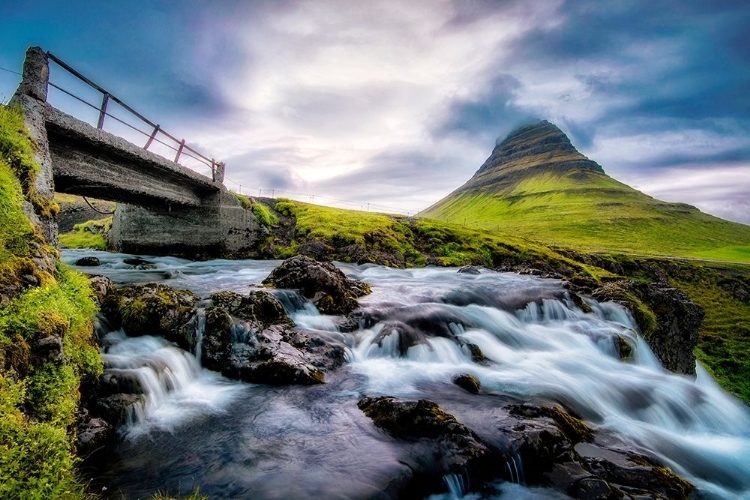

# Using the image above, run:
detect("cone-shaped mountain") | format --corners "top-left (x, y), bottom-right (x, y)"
top-left (422, 120), bottom-right (750, 261)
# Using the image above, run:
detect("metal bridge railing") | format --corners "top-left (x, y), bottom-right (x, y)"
top-left (45, 51), bottom-right (225, 182)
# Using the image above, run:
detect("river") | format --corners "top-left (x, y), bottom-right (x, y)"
top-left (62, 250), bottom-right (750, 499)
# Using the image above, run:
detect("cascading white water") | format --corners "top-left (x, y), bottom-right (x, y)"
top-left (68, 250), bottom-right (750, 499)
top-left (101, 330), bottom-right (243, 436)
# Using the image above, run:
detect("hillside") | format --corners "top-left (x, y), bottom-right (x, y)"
top-left (422, 120), bottom-right (750, 262)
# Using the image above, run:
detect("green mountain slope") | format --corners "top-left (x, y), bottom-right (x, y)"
top-left (422, 121), bottom-right (750, 262)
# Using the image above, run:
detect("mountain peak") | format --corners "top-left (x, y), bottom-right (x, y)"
top-left (478, 120), bottom-right (604, 176)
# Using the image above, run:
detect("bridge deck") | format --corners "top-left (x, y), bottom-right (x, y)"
top-left (45, 104), bottom-right (221, 207)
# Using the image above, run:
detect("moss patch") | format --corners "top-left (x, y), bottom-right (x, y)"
top-left (1, 105), bottom-right (102, 498)
top-left (59, 217), bottom-right (111, 250)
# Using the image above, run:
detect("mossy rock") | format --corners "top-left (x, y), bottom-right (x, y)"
top-left (453, 374), bottom-right (481, 394)
top-left (262, 255), bottom-right (371, 315)
top-left (105, 283), bottom-right (199, 345)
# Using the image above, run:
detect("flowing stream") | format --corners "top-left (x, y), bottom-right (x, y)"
top-left (63, 250), bottom-right (750, 499)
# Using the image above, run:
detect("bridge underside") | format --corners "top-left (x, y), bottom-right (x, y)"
top-left (45, 105), bottom-right (218, 208)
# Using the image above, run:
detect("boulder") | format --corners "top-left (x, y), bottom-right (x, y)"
top-left (123, 257), bottom-right (157, 269)
top-left (31, 335), bottom-right (65, 365)
top-left (75, 256), bottom-right (100, 266)
top-left (92, 393), bottom-right (145, 427)
top-left (358, 396), bottom-right (498, 494)
top-left (453, 374), bottom-right (481, 394)
top-left (102, 283), bottom-right (199, 348)
top-left (200, 306), bottom-right (234, 371)
top-left (501, 404), bottom-right (693, 499)
top-left (76, 408), bottom-right (113, 457)
top-left (592, 281), bottom-right (703, 375)
top-left (222, 324), bottom-right (346, 385)
top-left (457, 265), bottom-right (481, 275)
top-left (200, 297), bottom-right (346, 385)
top-left (262, 255), bottom-right (370, 314)
top-left (210, 290), bottom-right (292, 328)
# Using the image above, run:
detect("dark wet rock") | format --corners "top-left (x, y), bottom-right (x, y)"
top-left (461, 342), bottom-right (487, 363)
top-left (88, 275), bottom-right (115, 307)
top-left (453, 374), bottom-right (481, 394)
top-left (76, 408), bottom-right (113, 457)
top-left (204, 286), bottom-right (345, 385)
top-left (358, 396), bottom-right (498, 484)
top-left (499, 404), bottom-right (693, 499)
top-left (92, 393), bottom-right (144, 427)
top-left (210, 290), bottom-right (293, 328)
top-left (458, 265), bottom-right (481, 274)
top-left (201, 304), bottom-right (346, 385)
top-left (616, 335), bottom-right (633, 360)
top-left (200, 306), bottom-right (234, 372)
top-left (102, 283), bottom-right (199, 348)
top-left (75, 256), bottom-right (100, 266)
top-left (31, 335), bottom-right (64, 365)
top-left (592, 280), bottom-right (703, 375)
top-left (372, 321), bottom-right (427, 356)
top-left (224, 325), bottom-right (346, 385)
top-left (123, 257), bottom-right (157, 270)
top-left (98, 371), bottom-right (144, 396)
top-left (262, 255), bottom-right (371, 314)
top-left (568, 476), bottom-right (618, 499)
top-left (508, 404), bottom-right (594, 444)
top-left (298, 240), bottom-right (334, 260)
top-left (581, 453), bottom-right (694, 500)
top-left (569, 291), bottom-right (593, 313)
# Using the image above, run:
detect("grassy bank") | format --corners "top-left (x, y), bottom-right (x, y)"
top-left (0, 105), bottom-right (102, 498)
top-left (269, 198), bottom-right (608, 279)
top-left (423, 171), bottom-right (750, 262)
top-left (59, 217), bottom-right (111, 250)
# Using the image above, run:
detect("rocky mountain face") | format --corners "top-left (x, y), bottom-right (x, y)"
top-left (452, 120), bottom-right (605, 196)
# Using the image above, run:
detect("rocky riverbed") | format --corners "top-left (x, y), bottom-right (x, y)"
top-left (64, 250), bottom-right (750, 499)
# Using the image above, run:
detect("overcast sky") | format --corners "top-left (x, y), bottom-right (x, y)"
top-left (1, 0), bottom-right (749, 222)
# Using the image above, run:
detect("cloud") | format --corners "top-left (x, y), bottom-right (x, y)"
top-left (634, 164), bottom-right (750, 224)
top-left (1, 0), bottom-right (748, 225)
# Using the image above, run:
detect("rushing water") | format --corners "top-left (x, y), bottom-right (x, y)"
top-left (63, 250), bottom-right (750, 499)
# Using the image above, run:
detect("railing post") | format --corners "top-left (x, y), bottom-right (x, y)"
top-left (215, 162), bottom-right (225, 184)
top-left (144, 124), bottom-right (160, 150)
top-left (97, 93), bottom-right (110, 129)
top-left (174, 139), bottom-right (186, 163)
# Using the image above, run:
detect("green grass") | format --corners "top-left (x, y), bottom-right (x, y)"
top-left (252, 202), bottom-right (277, 227)
top-left (270, 198), bottom-right (608, 277)
top-left (231, 192), bottom-right (278, 226)
top-left (0, 105), bottom-right (102, 499)
top-left (59, 217), bottom-right (111, 250)
top-left (423, 170), bottom-right (750, 262)
top-left (672, 271), bottom-right (750, 403)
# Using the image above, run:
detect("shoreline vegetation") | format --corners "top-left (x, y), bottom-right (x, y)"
top-left (2, 102), bottom-right (749, 496)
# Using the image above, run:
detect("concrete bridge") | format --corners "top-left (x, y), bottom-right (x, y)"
top-left (12, 47), bottom-right (264, 257)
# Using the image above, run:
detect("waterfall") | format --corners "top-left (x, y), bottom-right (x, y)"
top-left (101, 330), bottom-right (243, 436)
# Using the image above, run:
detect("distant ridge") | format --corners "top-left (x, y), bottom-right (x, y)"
top-left (422, 121), bottom-right (750, 261)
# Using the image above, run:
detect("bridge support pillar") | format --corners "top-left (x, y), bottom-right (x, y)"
top-left (109, 192), bottom-right (268, 259)
top-left (11, 46), bottom-right (57, 245)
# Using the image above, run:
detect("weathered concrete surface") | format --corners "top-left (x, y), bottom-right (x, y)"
top-left (46, 105), bottom-right (221, 207)
top-left (109, 192), bottom-right (267, 258)
top-left (10, 47), bottom-right (57, 245)
top-left (12, 46), bottom-right (255, 257)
